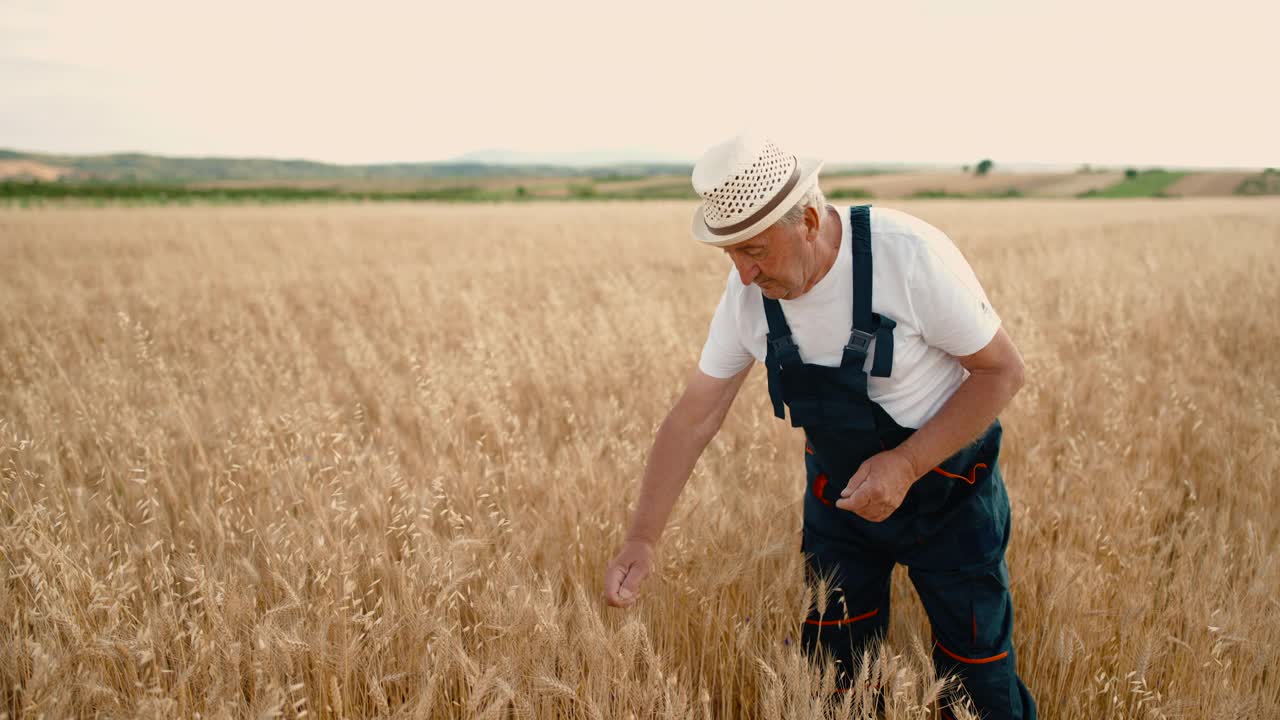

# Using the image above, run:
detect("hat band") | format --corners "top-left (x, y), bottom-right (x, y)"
top-left (706, 160), bottom-right (801, 237)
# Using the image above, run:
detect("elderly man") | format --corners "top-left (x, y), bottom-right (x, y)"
top-left (603, 134), bottom-right (1036, 718)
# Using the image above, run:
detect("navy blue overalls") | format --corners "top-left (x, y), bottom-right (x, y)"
top-left (765, 206), bottom-right (1036, 719)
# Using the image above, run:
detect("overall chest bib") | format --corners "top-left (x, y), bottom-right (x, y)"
top-left (763, 205), bottom-right (999, 524)
top-left (763, 205), bottom-right (909, 497)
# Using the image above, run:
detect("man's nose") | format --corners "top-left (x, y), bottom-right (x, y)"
top-left (734, 257), bottom-right (759, 285)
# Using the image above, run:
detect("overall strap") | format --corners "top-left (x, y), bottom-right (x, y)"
top-left (843, 205), bottom-right (896, 377)
top-left (870, 315), bottom-right (896, 378)
top-left (763, 297), bottom-right (800, 420)
top-left (851, 205), bottom-right (875, 333)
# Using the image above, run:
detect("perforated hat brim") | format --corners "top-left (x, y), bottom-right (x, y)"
top-left (691, 156), bottom-right (824, 247)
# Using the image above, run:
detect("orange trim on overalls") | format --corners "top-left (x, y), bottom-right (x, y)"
top-left (805, 442), bottom-right (815, 455)
top-left (812, 473), bottom-right (833, 506)
top-left (931, 462), bottom-right (988, 485)
top-left (804, 608), bottom-right (879, 627)
top-left (934, 639), bottom-right (1008, 665)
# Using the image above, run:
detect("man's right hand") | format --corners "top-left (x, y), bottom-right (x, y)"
top-left (603, 539), bottom-right (655, 608)
top-left (601, 366), bottom-right (748, 609)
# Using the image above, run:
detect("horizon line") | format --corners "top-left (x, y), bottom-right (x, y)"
top-left (2, 146), bottom-right (1273, 173)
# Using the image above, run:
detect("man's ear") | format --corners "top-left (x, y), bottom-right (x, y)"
top-left (803, 204), bottom-right (822, 243)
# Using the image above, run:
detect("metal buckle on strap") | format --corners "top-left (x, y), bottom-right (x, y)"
top-left (769, 335), bottom-right (797, 354)
top-left (845, 329), bottom-right (874, 354)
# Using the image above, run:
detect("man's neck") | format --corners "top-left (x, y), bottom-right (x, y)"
top-left (798, 205), bottom-right (842, 296)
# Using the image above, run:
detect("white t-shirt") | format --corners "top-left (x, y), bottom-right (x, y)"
top-left (698, 205), bottom-right (1000, 429)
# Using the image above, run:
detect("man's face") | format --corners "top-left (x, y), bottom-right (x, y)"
top-left (722, 215), bottom-right (816, 300)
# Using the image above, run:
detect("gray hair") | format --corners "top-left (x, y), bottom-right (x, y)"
top-left (776, 182), bottom-right (828, 229)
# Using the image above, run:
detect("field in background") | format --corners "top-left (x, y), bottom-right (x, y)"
top-left (4, 169), bottom-right (1279, 206)
top-left (824, 170), bottom-right (1073, 198)
top-left (1078, 171), bottom-right (1187, 198)
top-left (2, 199), bottom-right (1278, 718)
top-left (1165, 171), bottom-right (1258, 197)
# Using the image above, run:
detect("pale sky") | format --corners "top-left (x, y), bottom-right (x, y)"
top-left (2, 0), bottom-right (1276, 168)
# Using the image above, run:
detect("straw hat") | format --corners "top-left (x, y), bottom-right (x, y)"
top-left (690, 133), bottom-right (824, 247)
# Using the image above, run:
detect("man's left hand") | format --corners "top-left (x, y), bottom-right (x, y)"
top-left (835, 450), bottom-right (919, 522)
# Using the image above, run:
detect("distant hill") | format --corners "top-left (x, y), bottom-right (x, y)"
top-left (0, 148), bottom-right (692, 183)
top-left (0, 159), bottom-right (73, 181)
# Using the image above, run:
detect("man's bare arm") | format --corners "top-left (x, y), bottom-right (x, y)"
top-left (604, 364), bottom-right (751, 607)
top-left (894, 326), bottom-right (1026, 478)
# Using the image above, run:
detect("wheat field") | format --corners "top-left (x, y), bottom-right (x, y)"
top-left (2, 198), bottom-right (1278, 719)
